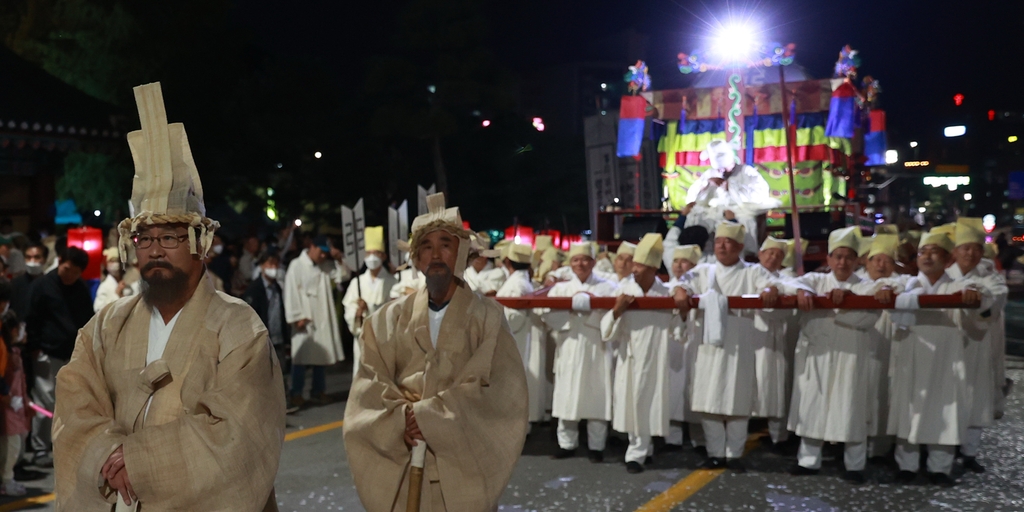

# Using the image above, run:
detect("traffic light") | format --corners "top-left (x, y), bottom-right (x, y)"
top-left (989, 110), bottom-right (996, 121)
top-left (953, 93), bottom-right (964, 106)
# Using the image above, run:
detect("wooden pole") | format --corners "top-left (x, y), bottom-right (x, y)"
top-left (406, 441), bottom-right (427, 512)
top-left (778, 65), bottom-right (804, 275)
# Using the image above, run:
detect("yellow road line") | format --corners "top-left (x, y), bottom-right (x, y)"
top-left (284, 419), bottom-right (345, 442)
top-left (635, 432), bottom-right (765, 512)
top-left (0, 419), bottom-right (346, 511)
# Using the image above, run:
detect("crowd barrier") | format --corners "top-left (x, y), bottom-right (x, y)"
top-left (494, 293), bottom-right (977, 310)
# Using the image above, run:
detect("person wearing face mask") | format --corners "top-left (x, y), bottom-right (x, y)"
top-left (204, 233), bottom-right (232, 293)
top-left (93, 248), bottom-right (127, 313)
top-left (243, 249), bottom-right (293, 410)
top-left (682, 140), bottom-right (781, 256)
top-left (342, 226), bottom-right (397, 375)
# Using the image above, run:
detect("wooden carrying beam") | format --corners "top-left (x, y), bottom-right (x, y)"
top-left (494, 293), bottom-right (976, 310)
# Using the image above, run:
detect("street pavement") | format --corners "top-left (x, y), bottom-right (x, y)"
top-left (6, 362), bottom-right (1024, 511)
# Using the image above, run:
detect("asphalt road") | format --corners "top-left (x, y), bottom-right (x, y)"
top-left (5, 363), bottom-right (1024, 512)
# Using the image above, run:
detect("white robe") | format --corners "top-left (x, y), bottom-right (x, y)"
top-left (543, 273), bottom-right (619, 421)
top-left (93, 274), bottom-right (121, 313)
top-left (497, 269), bottom-right (548, 422)
top-left (751, 267), bottom-right (791, 419)
top-left (390, 267), bottom-right (423, 299)
top-left (601, 277), bottom-right (681, 438)
top-left (284, 250), bottom-right (346, 366)
top-left (343, 270), bottom-right (399, 369)
top-left (785, 272), bottom-right (880, 443)
top-left (674, 261), bottom-right (777, 417)
top-left (888, 273), bottom-right (985, 445)
top-left (683, 165), bottom-right (781, 254)
top-left (947, 264), bottom-right (1007, 428)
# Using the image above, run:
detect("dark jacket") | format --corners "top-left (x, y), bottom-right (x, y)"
top-left (25, 270), bottom-right (93, 360)
top-left (10, 272), bottom-right (40, 320)
top-left (242, 276), bottom-right (289, 343)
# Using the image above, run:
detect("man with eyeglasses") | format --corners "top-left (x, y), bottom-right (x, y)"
top-left (52, 83), bottom-right (284, 511)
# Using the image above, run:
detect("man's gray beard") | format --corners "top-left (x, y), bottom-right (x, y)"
top-left (424, 264), bottom-right (453, 300)
top-left (141, 267), bottom-right (191, 307)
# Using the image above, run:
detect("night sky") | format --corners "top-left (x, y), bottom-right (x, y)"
top-left (237, 0), bottom-right (1024, 147)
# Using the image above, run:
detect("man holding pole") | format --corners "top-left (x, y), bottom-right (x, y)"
top-left (344, 193), bottom-right (528, 512)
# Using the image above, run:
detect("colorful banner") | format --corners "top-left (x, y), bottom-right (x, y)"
top-left (663, 161), bottom-right (826, 211)
top-left (616, 96), bottom-right (648, 158)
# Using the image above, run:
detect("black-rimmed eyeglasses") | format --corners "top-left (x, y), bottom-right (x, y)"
top-left (132, 233), bottom-right (189, 250)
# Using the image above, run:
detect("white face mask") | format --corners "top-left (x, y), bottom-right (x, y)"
top-left (212, 244), bottom-right (224, 255)
top-left (106, 263), bottom-right (121, 276)
top-left (364, 255), bottom-right (383, 271)
top-left (263, 268), bottom-right (279, 280)
top-left (25, 262), bottom-right (43, 275)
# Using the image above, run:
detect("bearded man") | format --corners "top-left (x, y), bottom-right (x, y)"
top-left (52, 83), bottom-right (285, 511)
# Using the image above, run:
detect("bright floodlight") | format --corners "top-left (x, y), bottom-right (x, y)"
top-left (713, 23), bottom-right (757, 62)
top-left (944, 125), bottom-right (966, 138)
top-left (885, 150), bottom-right (898, 164)
top-left (909, 141), bottom-right (918, 148)
top-left (314, 151), bottom-right (322, 159)
top-left (93, 210), bottom-right (101, 217)
top-left (964, 193), bottom-right (973, 201)
top-left (918, 206), bottom-right (926, 213)
top-left (294, 219), bottom-right (302, 227)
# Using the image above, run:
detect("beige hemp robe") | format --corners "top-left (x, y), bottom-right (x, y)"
top-left (53, 275), bottom-right (286, 511)
top-left (344, 282), bottom-right (529, 512)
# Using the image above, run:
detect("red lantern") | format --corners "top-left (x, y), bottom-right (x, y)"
top-left (66, 226), bottom-right (104, 280)
top-left (504, 226), bottom-right (534, 247)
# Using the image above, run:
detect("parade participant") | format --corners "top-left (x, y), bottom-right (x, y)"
top-left (496, 243), bottom-right (548, 424)
top-left (862, 234), bottom-right (903, 461)
top-left (544, 242), bottom-right (619, 462)
top-left (664, 243), bottom-right (704, 452)
top-left (52, 82), bottom-right (285, 510)
top-left (888, 231), bottom-right (986, 486)
top-left (947, 218), bottom-right (1008, 473)
top-left (284, 234), bottom-right (347, 409)
top-left (464, 233), bottom-right (505, 295)
top-left (93, 247), bottom-right (128, 312)
top-left (602, 233), bottom-right (680, 473)
top-left (780, 238), bottom-right (808, 279)
top-left (669, 245), bottom-right (701, 282)
top-left (613, 242), bottom-right (636, 283)
top-left (671, 222), bottom-right (781, 472)
top-left (752, 237), bottom-right (791, 448)
top-left (343, 226), bottom-right (398, 372)
top-left (344, 193), bottom-right (528, 512)
top-left (854, 236), bottom-right (873, 279)
top-left (390, 240), bottom-right (423, 299)
top-left (786, 227), bottom-right (891, 484)
top-left (663, 225), bottom-right (712, 271)
top-left (682, 141), bottom-right (781, 255)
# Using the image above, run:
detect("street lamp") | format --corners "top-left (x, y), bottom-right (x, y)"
top-left (314, 151), bottom-right (322, 159)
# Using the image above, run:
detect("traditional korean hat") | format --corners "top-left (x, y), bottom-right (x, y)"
top-left (954, 217), bottom-right (985, 247)
top-left (902, 230), bottom-right (922, 249)
top-left (494, 239), bottom-right (512, 260)
top-left (828, 226), bottom-right (861, 254)
top-left (568, 242), bottom-right (596, 259)
top-left (633, 233), bottom-right (663, 268)
top-left (930, 223), bottom-right (956, 239)
top-left (468, 232), bottom-right (500, 259)
top-left (534, 235), bottom-right (554, 252)
top-left (409, 192), bottom-right (473, 279)
top-left (857, 236), bottom-right (874, 257)
top-left (920, 232), bottom-right (954, 253)
top-left (673, 244), bottom-right (702, 264)
top-left (760, 237), bottom-right (788, 254)
top-left (364, 226), bottom-right (385, 253)
top-left (782, 238), bottom-right (808, 268)
top-left (616, 241), bottom-right (637, 257)
top-left (507, 243), bottom-right (533, 265)
top-left (868, 234), bottom-right (899, 260)
top-left (117, 82), bottom-right (219, 263)
top-left (714, 221), bottom-right (745, 244)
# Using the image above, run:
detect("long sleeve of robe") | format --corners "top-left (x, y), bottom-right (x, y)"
top-left (283, 250), bottom-right (345, 366)
top-left (947, 265), bottom-right (1006, 428)
top-left (53, 276), bottom-right (285, 512)
top-left (497, 270), bottom-right (547, 422)
top-left (343, 284), bottom-right (528, 512)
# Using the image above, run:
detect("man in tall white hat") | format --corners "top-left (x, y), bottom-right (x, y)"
top-left (671, 221), bottom-right (782, 472)
top-left (888, 230), bottom-right (987, 486)
top-left (543, 242), bottom-right (619, 462)
top-left (612, 241), bottom-right (637, 284)
top-left (664, 243), bottom-right (704, 452)
top-left (751, 237), bottom-right (792, 448)
top-left (52, 83), bottom-right (285, 511)
top-left (682, 140), bottom-right (781, 255)
top-left (601, 233), bottom-right (681, 473)
top-left (786, 226), bottom-right (893, 484)
top-left (947, 218), bottom-right (1007, 473)
top-left (496, 243), bottom-right (549, 425)
top-left (668, 245), bottom-right (701, 283)
top-left (343, 226), bottom-right (398, 373)
top-left (344, 193), bottom-right (528, 511)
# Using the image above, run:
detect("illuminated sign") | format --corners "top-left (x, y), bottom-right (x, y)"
top-left (944, 125), bottom-right (967, 137)
top-left (903, 160), bottom-right (930, 167)
top-left (923, 176), bottom-right (970, 191)
top-left (983, 214), bottom-right (996, 233)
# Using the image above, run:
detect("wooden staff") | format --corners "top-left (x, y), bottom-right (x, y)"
top-left (406, 439), bottom-right (427, 512)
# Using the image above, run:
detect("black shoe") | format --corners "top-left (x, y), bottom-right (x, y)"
top-left (842, 470), bottom-right (866, 484)
top-left (699, 457), bottom-right (725, 469)
top-left (626, 461), bottom-right (644, 474)
top-left (645, 456), bottom-right (654, 465)
top-left (588, 450), bottom-right (604, 463)
top-left (551, 448), bottom-right (576, 459)
top-left (788, 465), bottom-right (819, 476)
top-left (693, 446), bottom-right (708, 458)
top-left (726, 459), bottom-right (746, 473)
top-left (927, 472), bottom-right (956, 487)
top-left (895, 470), bottom-right (918, 484)
top-left (962, 456), bottom-right (986, 473)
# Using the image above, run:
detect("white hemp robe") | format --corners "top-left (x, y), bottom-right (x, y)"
top-left (683, 165), bottom-right (781, 254)
top-left (497, 269), bottom-right (548, 422)
top-left (343, 269), bottom-right (398, 370)
top-left (862, 274), bottom-right (909, 440)
top-left (751, 270), bottom-right (791, 420)
top-left (947, 264), bottom-right (1007, 428)
top-left (283, 250), bottom-right (345, 366)
top-left (665, 277), bottom-right (700, 425)
top-left (601, 277), bottom-right (681, 438)
top-left (674, 261), bottom-right (777, 417)
top-left (786, 272), bottom-right (882, 443)
top-left (543, 273), bottom-right (619, 422)
top-left (888, 273), bottom-right (987, 445)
